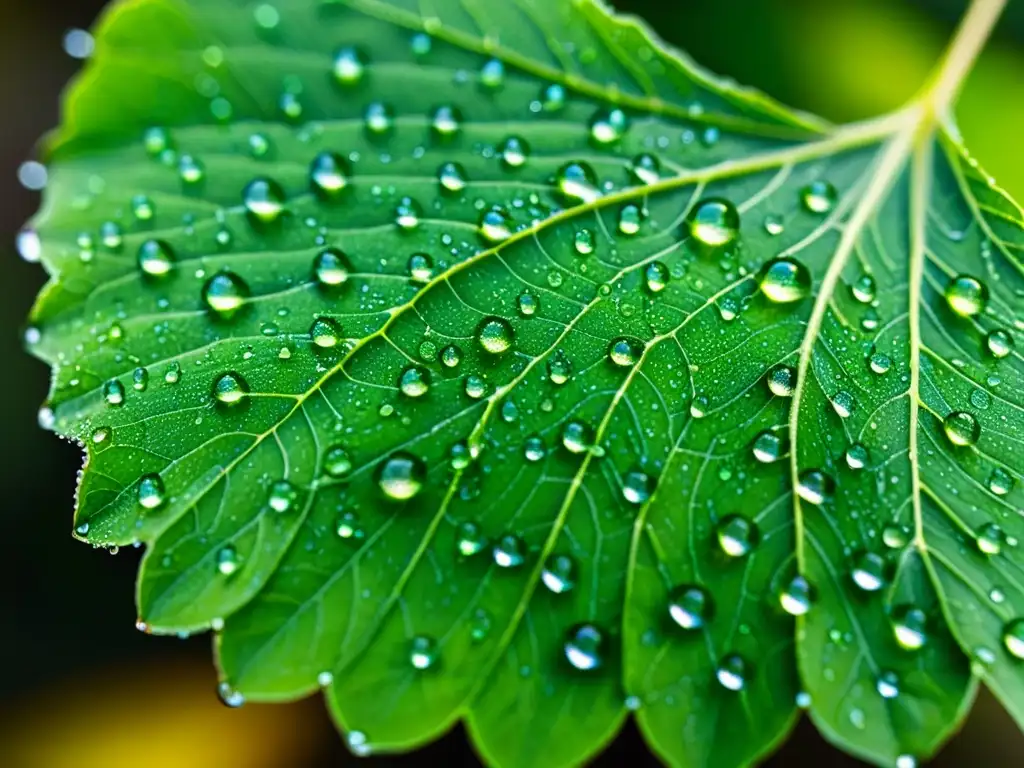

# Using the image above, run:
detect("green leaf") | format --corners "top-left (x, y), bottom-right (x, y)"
top-left (24, 0), bottom-right (1024, 765)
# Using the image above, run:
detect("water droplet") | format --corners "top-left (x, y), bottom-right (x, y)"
top-left (589, 108), bottom-right (629, 145)
top-left (470, 609), bottom-right (492, 642)
top-left (608, 337), bottom-right (642, 368)
top-left (868, 352), bottom-right (891, 375)
top-left (364, 102), bottom-right (395, 135)
top-left (164, 363), bottom-right (181, 385)
top-left (336, 512), bottom-right (362, 539)
top-left (464, 374), bottom-right (488, 399)
top-left (377, 452), bottom-right (426, 500)
top-left (493, 533), bottom-right (526, 568)
top-left (763, 215), bottom-right (784, 236)
top-left (16, 228), bottom-right (41, 263)
top-left (248, 133), bottom-right (271, 158)
top-left (542, 554), bottom-right (577, 594)
top-left (517, 290), bottom-right (539, 318)
top-left (479, 208), bottom-right (512, 242)
top-left (395, 197), bottom-right (422, 230)
top-left (131, 194), bottom-right (155, 222)
top-left (561, 420), bottom-right (593, 455)
top-left (268, 480), bottom-right (298, 512)
top-left (500, 136), bottom-right (529, 168)
top-left (332, 46), bottom-right (366, 85)
top-left (564, 623), bottom-right (605, 670)
top-left (852, 274), bottom-right (876, 303)
top-left (622, 470), bottom-right (652, 505)
top-left (431, 105), bottom-right (462, 138)
top-left (440, 344), bottom-right (462, 368)
top-left (800, 180), bottom-right (837, 214)
top-left (690, 394), bottom-right (709, 419)
top-left (449, 441), bottom-right (471, 471)
top-left (618, 205), bottom-right (642, 235)
top-left (524, 435), bottom-right (546, 463)
top-left (876, 670), bottom-right (900, 699)
top-left (943, 411), bottom-right (980, 447)
top-left (456, 521), bottom-right (488, 557)
top-left (138, 474), bottom-right (165, 510)
top-left (436, 161), bottom-right (468, 194)
top-left (217, 545), bottom-right (241, 576)
top-left (851, 551), bottom-right (888, 591)
top-left (213, 372), bottom-right (249, 406)
top-left (538, 83), bottom-right (566, 111)
top-left (644, 262), bottom-right (669, 293)
top-left (797, 469), bottom-right (834, 505)
top-left (716, 514), bottom-right (759, 557)
top-left (1003, 619), bottom-right (1024, 659)
top-left (688, 199), bottom-right (740, 247)
top-left (779, 575), bottom-right (813, 616)
top-left (547, 350), bottom-right (571, 385)
top-left (100, 221), bottom-right (123, 251)
top-left (137, 240), bottom-right (175, 278)
top-left (758, 257), bottom-right (811, 303)
top-left (325, 446), bottom-right (352, 478)
top-left (399, 365), bottom-right (431, 397)
top-left (574, 228), bottom-right (595, 255)
top-left (976, 522), bottom-right (1004, 555)
top-left (202, 270), bottom-right (249, 319)
top-left (891, 605), bottom-right (927, 650)
top-left (310, 317), bottom-right (342, 348)
top-left (767, 364), bottom-right (796, 397)
top-left (310, 151), bottom-right (350, 198)
top-left (476, 317), bottom-right (514, 354)
top-left (479, 58), bottom-right (505, 89)
top-left (988, 467), bottom-right (1013, 496)
top-left (178, 155), bottom-right (205, 185)
top-left (554, 161), bottom-right (600, 204)
top-left (242, 177), bottom-right (287, 223)
top-left (143, 126), bottom-right (171, 157)
top-left (752, 431), bottom-right (784, 463)
top-left (217, 681), bottom-right (245, 707)
top-left (715, 653), bottom-right (749, 691)
top-left (346, 731), bottom-right (371, 757)
top-left (313, 247), bottom-right (352, 287)
top-left (985, 329), bottom-right (1013, 358)
top-left (832, 390), bottom-right (855, 419)
top-left (845, 443), bottom-right (869, 470)
top-left (669, 584), bottom-right (713, 629)
top-left (945, 275), bottom-right (988, 317)
top-left (882, 524), bottom-right (909, 549)
top-left (410, 635), bottom-right (438, 670)
top-left (103, 379), bottom-right (126, 407)
top-left (629, 153), bottom-right (660, 184)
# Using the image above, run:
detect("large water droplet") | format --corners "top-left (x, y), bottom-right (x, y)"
top-left (431, 105), bottom-right (462, 138)
top-left (437, 161), bottom-right (468, 194)
top-left (493, 533), bottom-right (526, 568)
top-left (268, 480), bottom-right (298, 512)
top-left (409, 635), bottom-right (438, 670)
top-left (325, 445), bottom-right (352, 478)
top-left (377, 452), bottom-right (426, 500)
top-left (851, 551), bottom-right (888, 591)
top-left (589, 108), bottom-right (629, 145)
top-left (758, 257), bottom-right (811, 303)
top-left (608, 337), bottom-right (642, 368)
top-left (213, 372), bottom-right (249, 406)
top-left (137, 240), bottom-right (175, 278)
top-left (986, 329), bottom-right (1013, 359)
top-left (945, 275), bottom-right (988, 317)
top-left (752, 430), bottom-right (784, 463)
top-left (629, 153), bottom-right (660, 185)
top-left (500, 136), bottom-right (530, 168)
top-left (476, 317), bottom-right (514, 354)
top-left (669, 584), bottom-right (713, 629)
top-left (216, 545), bottom-right (241, 576)
top-left (103, 379), bottom-right (126, 407)
top-left (564, 623), bottom-right (606, 670)
top-left (332, 46), bottom-right (366, 85)
top-left (796, 469), bottom-right (834, 505)
top-left (456, 521), bottom-right (488, 557)
top-left (988, 467), bottom-right (1013, 496)
top-left (479, 208), bottom-right (512, 243)
top-left (310, 151), bottom-right (350, 198)
top-left (688, 199), bottom-right (739, 247)
top-left (976, 522), bottom-right (1004, 555)
top-left (542, 554), bottom-right (577, 594)
top-left (715, 654), bottom-right (749, 691)
top-left (876, 670), bottom-right (900, 699)
top-left (561, 420), bottom-right (593, 455)
top-left (716, 514), bottom-right (759, 557)
top-left (399, 365), bottom-right (431, 397)
top-left (800, 180), bottom-right (837, 213)
top-left (138, 473), bottom-right (166, 510)
top-left (202, 270), bottom-right (249, 318)
top-left (554, 161), bottom-right (600, 204)
top-left (779, 575), bottom-right (813, 616)
top-left (644, 262), bottom-right (669, 293)
top-left (767, 364), bottom-right (796, 397)
top-left (310, 317), bottom-right (342, 348)
top-left (1003, 619), bottom-right (1024, 659)
top-left (574, 228), bottom-right (595, 255)
top-left (243, 177), bottom-right (287, 223)
top-left (622, 470), bottom-right (652, 505)
top-left (891, 605), bottom-right (927, 650)
top-left (313, 247), bottom-right (352, 287)
top-left (364, 102), bottom-right (394, 135)
top-left (394, 197), bottom-right (422, 230)
top-left (943, 411), bottom-right (980, 447)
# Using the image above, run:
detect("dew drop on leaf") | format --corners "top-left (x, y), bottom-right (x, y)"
top-left (779, 575), bottom-right (814, 616)
top-left (309, 151), bottom-right (350, 198)
top-left (137, 240), bottom-right (175, 278)
top-left (943, 411), bottom-right (980, 447)
top-left (310, 317), bottom-right (342, 348)
top-left (796, 469), bottom-right (834, 505)
top-left (242, 177), bottom-right (287, 223)
top-left (851, 551), bottom-right (888, 591)
top-left (376, 452), bottom-right (426, 501)
top-left (500, 136), bottom-right (529, 168)
top-left (800, 180), bottom-right (837, 213)
top-left (716, 514), bottom-right (759, 557)
top-left (564, 623), bottom-right (605, 671)
top-left (479, 208), bottom-right (513, 242)
top-left (332, 46), bottom-right (366, 85)
top-left (766, 364), bottom-right (796, 397)
top-left (668, 584), bottom-right (714, 630)
top-left (213, 372), bottom-right (249, 406)
top-left (324, 446), bottom-right (353, 478)
top-left (1003, 619), bottom-right (1024, 659)
top-left (542, 554), bottom-right (577, 594)
top-left (202, 270), bottom-right (249, 319)
top-left (476, 317), bottom-right (515, 354)
top-left (757, 257), bottom-right (811, 303)
top-left (944, 274), bottom-right (988, 317)
top-left (399, 365), bottom-right (431, 397)
top-left (137, 473), bottom-right (166, 510)
top-left (493, 533), bottom-right (526, 568)
top-left (409, 635), bottom-right (438, 670)
top-left (456, 521), bottom-right (488, 557)
top-left (313, 247), bottom-right (352, 287)
top-left (216, 545), bottom-right (241, 576)
top-left (891, 605), bottom-right (927, 650)
top-left (268, 480), bottom-right (298, 513)
top-left (688, 198), bottom-right (740, 247)
top-left (715, 653), bottom-right (749, 691)
top-left (554, 161), bottom-right (600, 204)
top-left (103, 379), bottom-right (126, 407)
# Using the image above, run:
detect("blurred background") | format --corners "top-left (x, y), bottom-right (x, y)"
top-left (1, 0), bottom-right (1022, 766)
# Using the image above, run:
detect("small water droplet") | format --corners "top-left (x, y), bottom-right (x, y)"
top-left (716, 514), bottom-right (758, 557)
top-left (409, 635), bottom-right (438, 669)
top-left (800, 180), bottom-right (837, 213)
top-left (779, 575), bottom-right (814, 616)
top-left (242, 177), bottom-right (287, 223)
top-left (542, 554), bottom-right (577, 594)
top-left (891, 605), bottom-right (927, 650)
top-left (561, 420), bottom-right (593, 455)
top-left (669, 584), bottom-right (714, 629)
top-left (268, 480), bottom-right (298, 512)
top-left (103, 379), bottom-right (126, 407)
top-left (767, 364), bottom-right (796, 397)
top-left (797, 469), bottom-right (834, 505)
top-left (493, 533), bottom-right (526, 568)
top-left (332, 46), bottom-right (366, 85)
top-left (564, 623), bottom-right (605, 670)
top-left (137, 474), bottom-right (166, 510)
top-left (310, 151), bottom-right (350, 198)
top-left (758, 257), bottom-right (811, 303)
top-left (137, 240), bottom-right (175, 278)
top-left (213, 372), bottom-right (249, 406)
top-left (216, 545), bottom-right (241, 576)
top-left (715, 654), bottom-right (749, 691)
top-left (310, 317), bottom-right (342, 348)
top-left (377, 452), bottom-right (426, 500)
top-left (399, 365), bottom-right (431, 398)
top-left (589, 108), bottom-right (629, 145)
top-left (313, 247), bottom-right (352, 287)
top-left (554, 161), bottom-right (600, 204)
top-left (851, 551), bottom-right (888, 591)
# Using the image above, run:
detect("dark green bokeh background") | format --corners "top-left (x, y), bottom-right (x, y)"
top-left (1, 1), bottom-right (1021, 765)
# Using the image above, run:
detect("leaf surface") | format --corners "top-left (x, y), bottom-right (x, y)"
top-left (26, 0), bottom-right (1024, 765)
